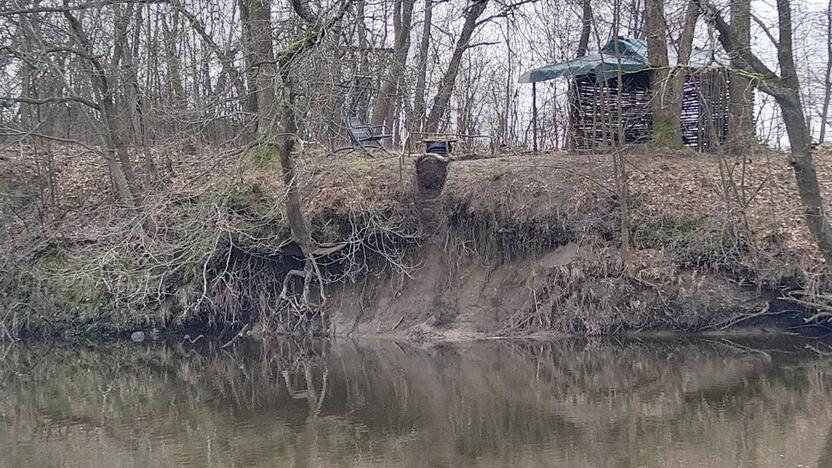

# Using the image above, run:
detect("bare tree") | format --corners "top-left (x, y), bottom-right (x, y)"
top-left (424, 0), bottom-right (488, 133)
top-left (667, 0), bottom-right (698, 137)
top-left (162, 10), bottom-right (186, 110)
top-left (238, 0), bottom-right (260, 120)
top-left (726, 0), bottom-right (755, 152)
top-left (63, 4), bottom-right (141, 206)
top-left (576, 0), bottom-right (592, 57)
top-left (820, 0), bottom-right (832, 142)
top-left (411, 0), bottom-right (433, 132)
top-left (645, 0), bottom-right (680, 147)
top-left (240, 0), bottom-right (276, 138)
top-left (239, 0), bottom-right (350, 310)
top-left (612, 0), bottom-right (630, 258)
top-left (371, 0), bottom-right (415, 136)
top-left (695, 0), bottom-right (832, 264)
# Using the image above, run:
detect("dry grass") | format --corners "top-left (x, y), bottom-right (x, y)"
top-left (0, 145), bottom-right (420, 337)
top-left (3, 142), bottom-right (832, 337)
top-left (443, 146), bottom-right (832, 269)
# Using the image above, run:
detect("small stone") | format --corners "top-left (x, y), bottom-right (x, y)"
top-left (130, 331), bottom-right (146, 343)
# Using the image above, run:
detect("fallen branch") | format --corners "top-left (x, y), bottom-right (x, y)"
top-left (221, 323), bottom-right (250, 348)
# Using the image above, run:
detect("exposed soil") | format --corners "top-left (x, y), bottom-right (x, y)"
top-left (4, 144), bottom-right (832, 340)
top-left (327, 145), bottom-right (832, 340)
top-left (327, 244), bottom-right (772, 341)
top-left (415, 155), bottom-right (449, 194)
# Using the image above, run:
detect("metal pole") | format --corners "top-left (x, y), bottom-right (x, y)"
top-left (532, 81), bottom-right (539, 154)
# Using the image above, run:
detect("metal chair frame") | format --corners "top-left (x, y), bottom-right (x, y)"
top-left (332, 76), bottom-right (393, 156)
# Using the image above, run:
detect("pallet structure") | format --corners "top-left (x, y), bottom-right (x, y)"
top-left (521, 37), bottom-right (745, 152)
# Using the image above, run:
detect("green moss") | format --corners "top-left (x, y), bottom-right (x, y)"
top-left (225, 184), bottom-right (266, 209)
top-left (652, 116), bottom-right (685, 150)
top-left (65, 191), bottom-right (90, 209)
top-left (37, 248), bottom-right (68, 271)
top-left (631, 214), bottom-right (701, 249)
top-left (5, 167), bottom-right (412, 338)
top-left (630, 212), bottom-right (749, 274)
top-left (277, 30), bottom-right (320, 62)
top-left (244, 146), bottom-right (280, 168)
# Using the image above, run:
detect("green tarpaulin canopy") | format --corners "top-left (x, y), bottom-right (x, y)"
top-left (519, 36), bottom-right (728, 84)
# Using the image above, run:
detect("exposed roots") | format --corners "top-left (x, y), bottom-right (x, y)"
top-left (5, 149), bottom-right (832, 339)
top-left (501, 244), bottom-right (765, 336)
top-left (6, 178), bottom-right (420, 338)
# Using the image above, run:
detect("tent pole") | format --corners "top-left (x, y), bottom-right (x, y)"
top-left (532, 81), bottom-right (539, 154)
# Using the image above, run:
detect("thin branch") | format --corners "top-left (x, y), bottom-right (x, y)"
top-left (1, 95), bottom-right (100, 111)
top-left (0, 0), bottom-right (165, 17)
top-left (751, 13), bottom-right (779, 49)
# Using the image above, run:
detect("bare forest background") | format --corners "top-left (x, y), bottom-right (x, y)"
top-left (3, 0), bottom-right (832, 339)
top-left (2, 0), bottom-right (831, 198)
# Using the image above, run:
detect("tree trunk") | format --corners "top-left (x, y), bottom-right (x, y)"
top-left (111, 4), bottom-right (144, 199)
top-left (695, 0), bottom-right (832, 264)
top-left (277, 71), bottom-right (315, 259)
top-left (677, 2), bottom-right (698, 69)
top-left (238, 0), bottom-right (318, 306)
top-left (774, 0), bottom-right (832, 263)
top-left (781, 91), bottom-right (832, 263)
top-left (576, 0), bottom-right (592, 58)
top-left (629, 0), bottom-right (645, 38)
top-left (125, 4), bottom-right (160, 183)
top-left (238, 0), bottom-right (261, 119)
top-left (424, 0), bottom-right (488, 133)
top-left (240, 0), bottom-right (277, 137)
top-left (727, 0), bottom-right (755, 152)
top-left (411, 0), bottom-right (433, 131)
top-left (667, 0), bottom-right (698, 144)
top-left (238, 0), bottom-right (351, 311)
top-left (279, 99), bottom-right (319, 295)
top-left (819, 0), bottom-right (832, 142)
top-left (500, 23), bottom-right (512, 146)
top-left (162, 11), bottom-right (186, 109)
top-left (645, 0), bottom-right (680, 147)
top-left (613, 0), bottom-right (630, 259)
top-left (371, 0), bottom-right (415, 135)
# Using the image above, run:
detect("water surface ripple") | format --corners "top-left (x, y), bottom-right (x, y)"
top-left (1, 337), bottom-right (830, 468)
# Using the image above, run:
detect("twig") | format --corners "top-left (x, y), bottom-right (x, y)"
top-left (221, 323), bottom-right (250, 348)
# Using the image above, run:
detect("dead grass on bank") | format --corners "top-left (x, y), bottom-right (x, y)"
top-left (7, 142), bottom-right (829, 257)
top-left (0, 145), bottom-right (420, 337)
top-left (0, 145), bottom-right (418, 252)
top-left (445, 146), bottom-right (832, 269)
top-left (437, 147), bottom-right (832, 334)
top-left (3, 141), bottom-right (832, 336)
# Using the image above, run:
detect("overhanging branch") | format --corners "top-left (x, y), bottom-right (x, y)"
top-left (0, 95), bottom-right (100, 110)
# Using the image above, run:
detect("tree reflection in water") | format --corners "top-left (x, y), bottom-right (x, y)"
top-left (1, 337), bottom-right (832, 467)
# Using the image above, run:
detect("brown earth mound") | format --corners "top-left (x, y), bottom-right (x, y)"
top-left (415, 155), bottom-right (449, 193)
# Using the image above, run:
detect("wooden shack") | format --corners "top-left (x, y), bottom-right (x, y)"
top-left (520, 37), bottom-right (739, 152)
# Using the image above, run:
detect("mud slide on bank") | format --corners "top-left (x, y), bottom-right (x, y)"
top-left (327, 156), bottom-right (780, 341)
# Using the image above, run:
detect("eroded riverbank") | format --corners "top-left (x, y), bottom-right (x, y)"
top-left (4, 149), bottom-right (832, 339)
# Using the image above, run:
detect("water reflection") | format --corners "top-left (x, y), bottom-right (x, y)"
top-left (1, 338), bottom-right (832, 467)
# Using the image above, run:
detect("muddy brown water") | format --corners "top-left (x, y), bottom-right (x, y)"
top-left (2, 337), bottom-right (832, 468)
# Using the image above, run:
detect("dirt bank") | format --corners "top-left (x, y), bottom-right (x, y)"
top-left (328, 149), bottom-right (819, 340)
top-left (2, 144), bottom-right (831, 339)
top-left (328, 242), bottom-right (771, 340)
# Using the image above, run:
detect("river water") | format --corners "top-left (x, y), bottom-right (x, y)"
top-left (1, 337), bottom-right (832, 468)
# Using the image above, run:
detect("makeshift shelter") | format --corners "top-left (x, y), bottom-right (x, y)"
top-left (520, 37), bottom-right (738, 152)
